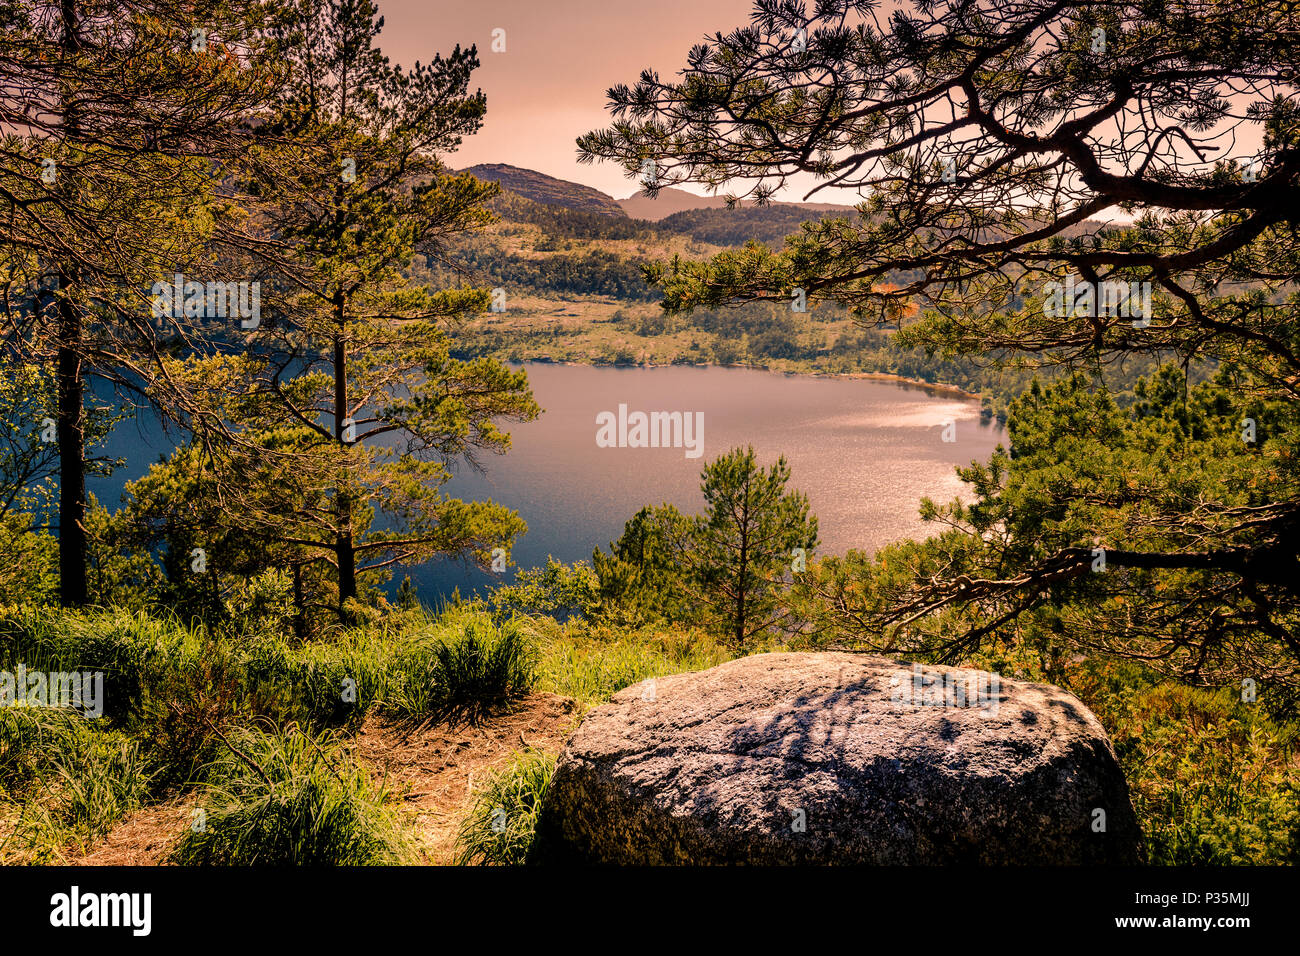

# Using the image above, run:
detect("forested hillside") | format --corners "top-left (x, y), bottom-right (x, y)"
top-left (413, 178), bottom-right (1196, 416)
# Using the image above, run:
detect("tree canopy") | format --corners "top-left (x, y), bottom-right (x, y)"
top-left (580, 0), bottom-right (1300, 694)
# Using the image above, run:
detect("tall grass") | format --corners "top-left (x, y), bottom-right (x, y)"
top-left (0, 605), bottom-right (543, 732)
top-left (171, 723), bottom-right (408, 866)
top-left (535, 621), bottom-right (732, 707)
top-left (0, 708), bottom-right (149, 861)
top-left (384, 617), bottom-right (537, 725)
top-left (0, 603), bottom-right (740, 865)
top-left (0, 706), bottom-right (76, 790)
top-left (0, 606), bottom-right (202, 722)
top-left (454, 749), bottom-right (556, 866)
top-left (46, 732), bottom-right (150, 846)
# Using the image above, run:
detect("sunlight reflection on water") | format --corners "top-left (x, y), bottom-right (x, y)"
top-left (426, 364), bottom-right (1005, 597)
top-left (91, 363), bottom-right (1006, 599)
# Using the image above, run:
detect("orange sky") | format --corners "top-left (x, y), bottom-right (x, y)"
top-left (379, 0), bottom-right (755, 198)
top-left (376, 1), bottom-right (1267, 213)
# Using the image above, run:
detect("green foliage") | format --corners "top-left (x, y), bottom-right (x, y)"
top-left (0, 0), bottom-right (281, 608)
top-left (396, 575), bottom-right (419, 610)
top-left (0, 521), bottom-right (57, 606)
top-left (1074, 664), bottom-right (1300, 865)
top-left (1, 607), bottom-right (179, 723)
top-left (693, 446), bottom-right (818, 643)
top-left (0, 708), bottom-right (148, 862)
top-left (434, 242), bottom-right (662, 301)
top-left (488, 557), bottom-right (599, 622)
top-left (0, 361), bottom-right (58, 523)
top-left (944, 642), bottom-right (1300, 865)
top-left (136, 649), bottom-right (260, 793)
top-left (11, 597), bottom-right (1294, 865)
top-left (454, 749), bottom-right (555, 866)
top-left (591, 505), bottom-right (694, 626)
top-left (42, 731), bottom-right (149, 850)
top-left (171, 724), bottom-right (407, 866)
top-left (594, 446), bottom-right (817, 645)
top-left (241, 639), bottom-right (379, 731)
top-left (383, 617), bottom-right (537, 725)
top-left (110, 353), bottom-right (538, 634)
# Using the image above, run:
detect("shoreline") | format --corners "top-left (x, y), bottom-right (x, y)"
top-left (517, 357), bottom-right (986, 402)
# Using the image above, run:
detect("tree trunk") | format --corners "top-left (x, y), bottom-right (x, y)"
top-left (333, 296), bottom-right (357, 619)
top-left (55, 0), bottom-right (87, 607)
top-left (735, 504), bottom-right (749, 646)
top-left (56, 280), bottom-right (88, 607)
top-left (292, 563), bottom-right (306, 640)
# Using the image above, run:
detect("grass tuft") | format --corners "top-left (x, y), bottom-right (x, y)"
top-left (0, 708), bottom-right (148, 861)
top-left (170, 723), bottom-right (408, 866)
top-left (386, 617), bottom-right (537, 726)
top-left (454, 749), bottom-right (555, 866)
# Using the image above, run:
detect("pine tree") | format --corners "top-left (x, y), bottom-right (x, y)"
top-left (580, 0), bottom-right (1300, 674)
top-left (179, 0), bottom-right (540, 622)
top-left (596, 447), bottom-right (818, 644)
top-left (0, 0), bottom-right (279, 604)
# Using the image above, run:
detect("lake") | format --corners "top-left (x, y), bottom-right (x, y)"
top-left (91, 363), bottom-right (1006, 600)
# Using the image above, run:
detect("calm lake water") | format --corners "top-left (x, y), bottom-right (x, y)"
top-left (91, 363), bottom-right (1005, 600)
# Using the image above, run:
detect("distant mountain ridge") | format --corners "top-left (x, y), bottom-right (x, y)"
top-left (460, 163), bottom-right (627, 218)
top-left (618, 186), bottom-right (855, 221)
top-left (617, 187), bottom-right (733, 220)
top-left (459, 162), bottom-right (860, 225)
top-left (459, 164), bottom-right (1111, 248)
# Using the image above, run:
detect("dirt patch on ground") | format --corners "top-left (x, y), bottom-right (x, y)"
top-left (348, 692), bottom-right (579, 864)
top-left (66, 693), bottom-right (579, 866)
top-left (72, 799), bottom-right (195, 866)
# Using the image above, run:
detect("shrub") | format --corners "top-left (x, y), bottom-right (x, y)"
top-left (488, 558), bottom-right (598, 623)
top-left (171, 724), bottom-right (408, 866)
top-left (385, 617), bottom-right (536, 725)
top-left (138, 648), bottom-right (252, 792)
top-left (1046, 657), bottom-right (1300, 865)
top-left (222, 569), bottom-right (299, 639)
top-left (454, 749), bottom-right (555, 865)
top-left (1099, 681), bottom-right (1300, 865)
top-left (1139, 718), bottom-right (1300, 865)
top-left (0, 709), bottom-right (148, 860)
